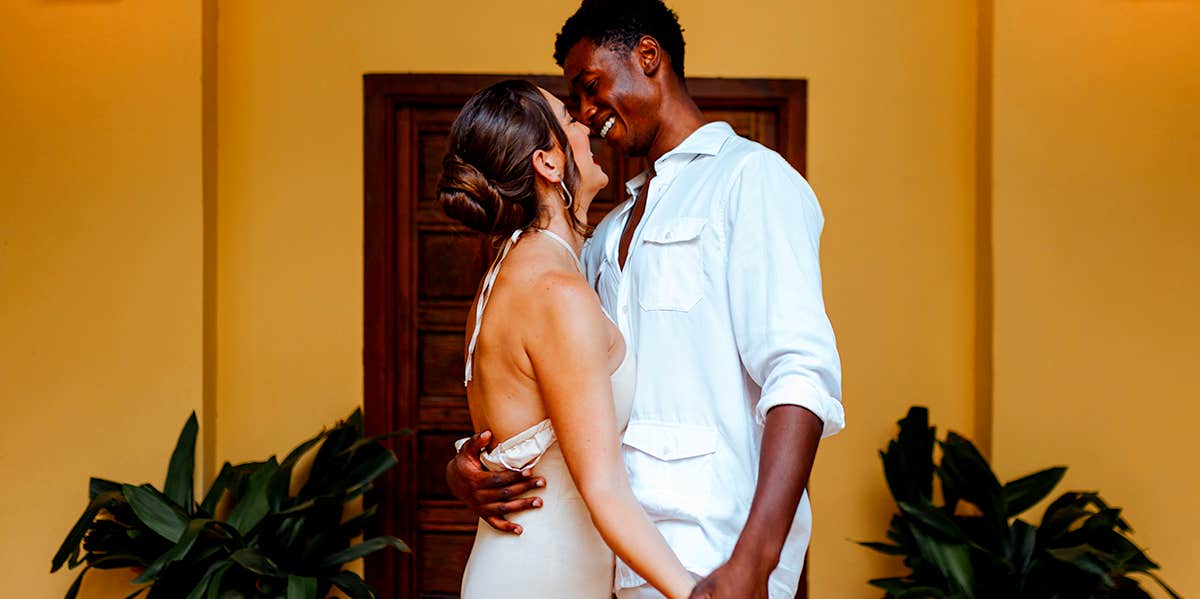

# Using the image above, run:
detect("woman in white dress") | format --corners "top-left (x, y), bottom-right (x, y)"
top-left (436, 79), bottom-right (694, 599)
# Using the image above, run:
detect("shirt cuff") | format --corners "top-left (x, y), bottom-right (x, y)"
top-left (756, 375), bottom-right (845, 438)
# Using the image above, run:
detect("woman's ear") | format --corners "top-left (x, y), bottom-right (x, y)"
top-left (531, 147), bottom-right (564, 184)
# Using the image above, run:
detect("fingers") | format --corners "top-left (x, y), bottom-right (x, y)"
top-left (483, 516), bottom-right (523, 535)
top-left (461, 429), bottom-right (492, 454)
top-left (475, 467), bottom-right (537, 488)
top-left (479, 494), bottom-right (543, 536)
top-left (688, 576), bottom-right (715, 599)
top-left (474, 476), bottom-right (546, 503)
top-left (479, 496), bottom-right (543, 519)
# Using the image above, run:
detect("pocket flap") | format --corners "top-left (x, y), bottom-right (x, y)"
top-left (623, 422), bottom-right (718, 461)
top-left (642, 218), bottom-right (706, 244)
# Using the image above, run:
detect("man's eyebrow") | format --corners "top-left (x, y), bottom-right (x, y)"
top-left (569, 69), bottom-right (589, 90)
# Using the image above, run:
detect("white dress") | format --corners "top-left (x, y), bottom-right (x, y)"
top-left (458, 228), bottom-right (635, 598)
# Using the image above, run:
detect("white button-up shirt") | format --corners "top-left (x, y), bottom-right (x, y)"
top-left (582, 122), bottom-right (844, 598)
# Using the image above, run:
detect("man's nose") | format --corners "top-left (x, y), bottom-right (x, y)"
top-left (582, 102), bottom-right (598, 127)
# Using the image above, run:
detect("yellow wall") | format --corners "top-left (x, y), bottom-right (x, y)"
top-left (991, 1), bottom-right (1200, 596)
top-left (215, 1), bottom-right (979, 595)
top-left (0, 1), bottom-right (205, 596)
top-left (7, 0), bottom-right (1195, 596)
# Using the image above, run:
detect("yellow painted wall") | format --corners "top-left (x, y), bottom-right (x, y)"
top-left (215, 1), bottom-right (979, 595)
top-left (0, 1), bottom-right (205, 596)
top-left (13, 0), bottom-right (1193, 596)
top-left (991, 1), bottom-right (1200, 597)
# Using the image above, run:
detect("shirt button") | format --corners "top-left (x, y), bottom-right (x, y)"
top-left (664, 232), bottom-right (672, 240)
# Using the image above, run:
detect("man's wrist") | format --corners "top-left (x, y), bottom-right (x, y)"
top-left (728, 536), bottom-right (782, 579)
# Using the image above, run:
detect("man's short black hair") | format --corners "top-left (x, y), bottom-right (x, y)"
top-left (554, 0), bottom-right (686, 81)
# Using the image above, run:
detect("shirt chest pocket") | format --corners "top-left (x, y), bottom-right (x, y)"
top-left (622, 421), bottom-right (717, 521)
top-left (637, 218), bottom-right (707, 312)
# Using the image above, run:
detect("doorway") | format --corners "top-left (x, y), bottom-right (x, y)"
top-left (363, 73), bottom-right (808, 598)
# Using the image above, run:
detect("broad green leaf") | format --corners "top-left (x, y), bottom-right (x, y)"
top-left (51, 490), bottom-right (124, 572)
top-left (1047, 545), bottom-right (1116, 587)
top-left (317, 536), bottom-right (410, 569)
top-left (281, 428), bottom-right (328, 469)
top-left (226, 458), bottom-right (279, 535)
top-left (89, 477), bottom-right (123, 499)
top-left (184, 561), bottom-right (232, 599)
top-left (1009, 519), bottom-right (1037, 580)
top-left (898, 501), bottom-right (967, 542)
top-left (914, 534), bottom-right (974, 598)
top-left (1040, 499), bottom-right (1092, 541)
top-left (123, 484), bottom-right (187, 542)
top-left (868, 576), bottom-right (913, 592)
top-left (287, 575), bottom-right (318, 599)
top-left (1002, 466), bottom-right (1066, 517)
top-left (164, 412), bottom-right (199, 516)
top-left (206, 562), bottom-right (232, 599)
top-left (332, 505), bottom-right (380, 545)
top-left (330, 571), bottom-right (376, 599)
top-left (335, 431), bottom-right (402, 460)
top-left (301, 426), bottom-right (356, 497)
top-left (200, 462), bottom-right (234, 516)
top-left (133, 518), bottom-right (210, 583)
top-left (346, 407), bottom-right (364, 435)
top-left (939, 433), bottom-right (1008, 554)
top-left (335, 443), bottom-right (398, 493)
top-left (940, 433), bottom-right (1005, 516)
top-left (230, 547), bottom-right (284, 577)
top-left (881, 407), bottom-right (936, 505)
top-left (1080, 507), bottom-right (1128, 536)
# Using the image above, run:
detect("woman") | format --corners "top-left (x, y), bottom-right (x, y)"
top-left (437, 80), bottom-right (695, 599)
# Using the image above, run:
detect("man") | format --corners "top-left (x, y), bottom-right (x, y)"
top-left (446, 1), bottom-right (844, 597)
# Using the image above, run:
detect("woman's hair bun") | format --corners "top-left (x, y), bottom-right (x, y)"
top-left (437, 153), bottom-right (507, 234)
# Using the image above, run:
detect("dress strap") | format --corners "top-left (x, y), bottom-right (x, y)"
top-left (465, 229), bottom-right (523, 386)
top-left (536, 228), bottom-right (584, 274)
top-left (464, 228), bottom-right (582, 387)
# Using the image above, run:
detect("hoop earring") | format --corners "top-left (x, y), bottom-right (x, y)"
top-left (560, 180), bottom-right (574, 210)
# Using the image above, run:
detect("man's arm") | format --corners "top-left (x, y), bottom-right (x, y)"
top-left (689, 406), bottom-right (821, 599)
top-left (445, 430), bottom-right (545, 535)
top-left (691, 151), bottom-right (844, 598)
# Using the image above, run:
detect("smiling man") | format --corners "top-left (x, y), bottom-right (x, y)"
top-left (445, 1), bottom-right (844, 598)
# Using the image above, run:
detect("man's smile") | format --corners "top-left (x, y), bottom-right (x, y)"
top-left (599, 115), bottom-right (616, 139)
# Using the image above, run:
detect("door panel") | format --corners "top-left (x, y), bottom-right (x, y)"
top-left (365, 74), bottom-right (807, 598)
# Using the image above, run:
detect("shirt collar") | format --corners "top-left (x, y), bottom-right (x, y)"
top-left (623, 121), bottom-right (735, 197)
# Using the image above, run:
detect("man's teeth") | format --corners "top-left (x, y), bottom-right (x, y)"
top-left (599, 116), bottom-right (615, 139)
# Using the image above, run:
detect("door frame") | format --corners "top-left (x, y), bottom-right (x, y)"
top-left (363, 73), bottom-right (807, 598)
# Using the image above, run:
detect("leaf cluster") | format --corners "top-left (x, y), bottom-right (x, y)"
top-left (860, 407), bottom-right (1178, 599)
top-left (51, 409), bottom-right (409, 599)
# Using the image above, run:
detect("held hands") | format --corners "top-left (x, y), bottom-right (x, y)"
top-left (687, 555), bottom-right (772, 599)
top-left (444, 430), bottom-right (545, 535)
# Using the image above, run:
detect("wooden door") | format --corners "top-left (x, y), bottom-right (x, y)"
top-left (364, 73), bottom-right (807, 599)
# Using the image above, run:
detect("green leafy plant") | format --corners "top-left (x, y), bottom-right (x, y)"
top-left (860, 406), bottom-right (1178, 599)
top-left (51, 408), bottom-right (409, 598)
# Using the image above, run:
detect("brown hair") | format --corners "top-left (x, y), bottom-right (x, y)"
top-left (437, 80), bottom-right (591, 237)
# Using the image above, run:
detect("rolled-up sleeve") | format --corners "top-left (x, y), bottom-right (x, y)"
top-left (726, 151), bottom-right (844, 438)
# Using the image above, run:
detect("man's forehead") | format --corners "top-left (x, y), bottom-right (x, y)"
top-left (563, 38), bottom-right (624, 80)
